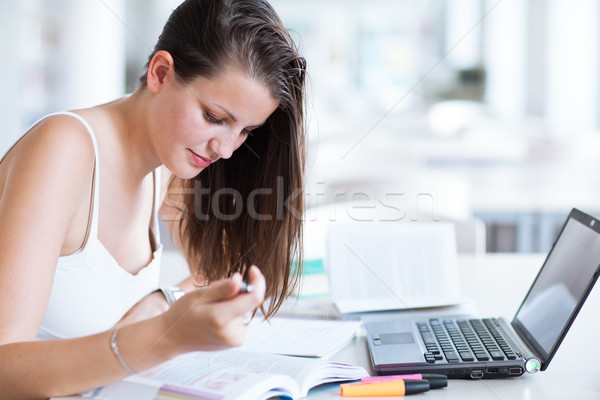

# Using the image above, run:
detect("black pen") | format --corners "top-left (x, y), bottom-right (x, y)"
top-left (362, 373), bottom-right (448, 389)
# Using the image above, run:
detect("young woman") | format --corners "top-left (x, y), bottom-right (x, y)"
top-left (0, 0), bottom-right (306, 398)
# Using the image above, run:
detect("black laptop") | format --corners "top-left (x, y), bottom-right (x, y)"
top-left (365, 208), bottom-right (600, 378)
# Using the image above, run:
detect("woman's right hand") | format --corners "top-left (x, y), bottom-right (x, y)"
top-left (160, 265), bottom-right (266, 354)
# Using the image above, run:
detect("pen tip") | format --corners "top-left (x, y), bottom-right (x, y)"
top-left (240, 282), bottom-right (254, 293)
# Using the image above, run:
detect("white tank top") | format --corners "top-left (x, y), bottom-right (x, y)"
top-left (5, 111), bottom-right (163, 340)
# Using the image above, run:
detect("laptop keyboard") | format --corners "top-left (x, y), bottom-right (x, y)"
top-left (418, 318), bottom-right (518, 364)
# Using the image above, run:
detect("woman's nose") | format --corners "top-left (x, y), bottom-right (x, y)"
top-left (210, 130), bottom-right (242, 160)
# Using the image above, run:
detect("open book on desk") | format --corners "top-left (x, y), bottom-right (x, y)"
top-left (82, 349), bottom-right (367, 400)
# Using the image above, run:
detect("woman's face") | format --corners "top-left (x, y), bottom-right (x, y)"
top-left (150, 67), bottom-right (278, 179)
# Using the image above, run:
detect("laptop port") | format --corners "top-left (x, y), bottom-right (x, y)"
top-left (508, 367), bottom-right (523, 375)
top-left (487, 368), bottom-right (499, 374)
top-left (470, 371), bottom-right (484, 379)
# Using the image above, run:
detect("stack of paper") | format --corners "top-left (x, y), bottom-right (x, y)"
top-left (241, 317), bottom-right (362, 358)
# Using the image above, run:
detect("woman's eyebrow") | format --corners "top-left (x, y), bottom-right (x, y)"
top-left (248, 121), bottom-right (267, 130)
top-left (214, 103), bottom-right (267, 129)
top-left (214, 104), bottom-right (238, 122)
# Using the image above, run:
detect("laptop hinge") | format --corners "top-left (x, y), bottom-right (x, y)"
top-left (497, 318), bottom-right (540, 366)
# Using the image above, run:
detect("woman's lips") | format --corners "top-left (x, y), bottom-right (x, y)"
top-left (188, 149), bottom-right (212, 168)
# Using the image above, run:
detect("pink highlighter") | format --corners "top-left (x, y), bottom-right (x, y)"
top-left (362, 373), bottom-right (448, 389)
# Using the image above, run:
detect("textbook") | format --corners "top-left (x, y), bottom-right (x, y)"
top-left (83, 349), bottom-right (368, 400)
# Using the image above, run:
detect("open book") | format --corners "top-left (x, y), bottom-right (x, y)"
top-left (82, 349), bottom-right (368, 400)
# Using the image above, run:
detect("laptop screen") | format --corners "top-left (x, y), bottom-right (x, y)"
top-left (512, 209), bottom-right (600, 367)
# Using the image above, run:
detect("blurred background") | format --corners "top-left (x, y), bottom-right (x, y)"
top-left (2, 0), bottom-right (600, 253)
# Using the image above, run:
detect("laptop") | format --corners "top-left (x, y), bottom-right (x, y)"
top-left (365, 208), bottom-right (600, 378)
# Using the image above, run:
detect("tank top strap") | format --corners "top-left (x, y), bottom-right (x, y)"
top-left (150, 167), bottom-right (162, 244)
top-left (47, 112), bottom-right (101, 240)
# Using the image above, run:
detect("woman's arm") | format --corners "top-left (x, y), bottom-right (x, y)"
top-left (0, 116), bottom-right (96, 344)
top-left (0, 316), bottom-right (174, 399)
top-left (0, 271), bottom-right (265, 399)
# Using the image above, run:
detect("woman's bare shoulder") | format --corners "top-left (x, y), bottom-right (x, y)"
top-left (9, 114), bottom-right (95, 170)
top-left (1, 113), bottom-right (96, 204)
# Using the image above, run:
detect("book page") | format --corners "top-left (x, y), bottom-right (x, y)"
top-left (83, 349), bottom-right (366, 400)
top-left (241, 317), bottom-right (361, 358)
top-left (295, 361), bottom-right (368, 397)
top-left (186, 350), bottom-right (366, 398)
top-left (326, 222), bottom-right (462, 313)
top-left (82, 376), bottom-right (161, 400)
top-left (168, 350), bottom-right (365, 399)
top-left (87, 352), bottom-right (300, 400)
top-left (148, 356), bottom-right (298, 400)
top-left (186, 349), bottom-right (322, 382)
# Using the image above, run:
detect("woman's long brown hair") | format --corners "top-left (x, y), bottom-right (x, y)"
top-left (143, 0), bottom-right (306, 318)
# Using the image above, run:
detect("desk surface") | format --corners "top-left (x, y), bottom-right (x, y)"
top-left (57, 253), bottom-right (600, 400)
top-left (301, 253), bottom-right (600, 399)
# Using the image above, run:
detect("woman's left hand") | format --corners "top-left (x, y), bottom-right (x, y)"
top-left (114, 291), bottom-right (170, 328)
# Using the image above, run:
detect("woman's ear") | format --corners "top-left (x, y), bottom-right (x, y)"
top-left (146, 50), bottom-right (175, 94)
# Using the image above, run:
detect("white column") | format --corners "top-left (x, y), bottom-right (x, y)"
top-left (49, 0), bottom-right (126, 110)
top-left (0, 2), bottom-right (22, 155)
top-left (445, 0), bottom-right (483, 70)
top-left (525, 0), bottom-right (548, 117)
top-left (483, 0), bottom-right (528, 119)
top-left (545, 0), bottom-right (599, 132)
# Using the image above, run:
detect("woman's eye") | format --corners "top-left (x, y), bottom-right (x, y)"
top-left (205, 112), bottom-right (224, 125)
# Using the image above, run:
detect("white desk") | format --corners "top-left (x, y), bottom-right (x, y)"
top-left (56, 253), bottom-right (600, 399)
top-left (300, 253), bottom-right (600, 399)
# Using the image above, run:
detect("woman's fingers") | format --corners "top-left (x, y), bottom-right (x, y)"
top-left (163, 266), bottom-right (267, 351)
top-left (218, 266), bottom-right (266, 321)
top-left (191, 266), bottom-right (265, 308)
top-left (191, 272), bottom-right (244, 303)
top-left (245, 265), bottom-right (266, 302)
